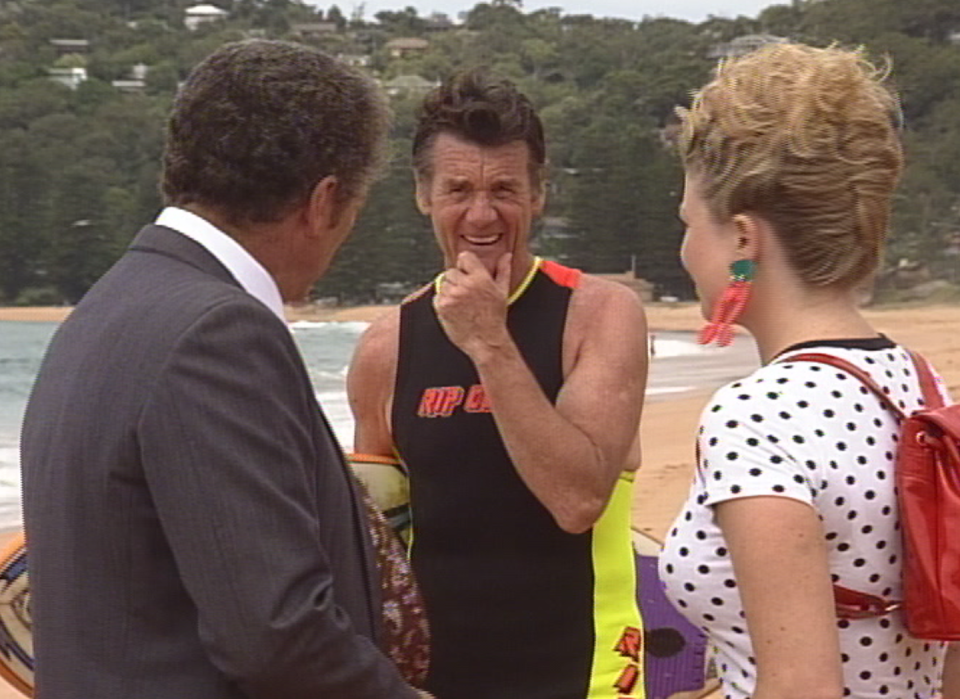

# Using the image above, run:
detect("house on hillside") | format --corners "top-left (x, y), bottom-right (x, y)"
top-left (110, 62), bottom-right (149, 92)
top-left (385, 37), bottom-right (429, 59)
top-left (424, 13), bottom-right (455, 32)
top-left (382, 74), bottom-right (437, 98)
top-left (594, 270), bottom-right (654, 302)
top-left (338, 53), bottom-right (371, 68)
top-left (48, 66), bottom-right (87, 90)
top-left (707, 33), bottom-right (787, 60)
top-left (184, 3), bottom-right (228, 31)
top-left (291, 22), bottom-right (338, 40)
top-left (49, 39), bottom-right (90, 58)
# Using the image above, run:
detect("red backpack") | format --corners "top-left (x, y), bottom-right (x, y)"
top-left (786, 351), bottom-right (960, 640)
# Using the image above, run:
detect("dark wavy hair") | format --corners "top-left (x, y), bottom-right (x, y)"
top-left (412, 69), bottom-right (546, 184)
top-left (162, 40), bottom-right (389, 224)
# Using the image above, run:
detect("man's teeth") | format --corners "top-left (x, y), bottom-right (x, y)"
top-left (464, 235), bottom-right (500, 245)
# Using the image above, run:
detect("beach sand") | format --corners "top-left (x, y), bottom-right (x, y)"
top-left (1, 301), bottom-right (957, 698)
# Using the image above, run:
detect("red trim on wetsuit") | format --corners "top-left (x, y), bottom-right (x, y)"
top-left (540, 260), bottom-right (582, 289)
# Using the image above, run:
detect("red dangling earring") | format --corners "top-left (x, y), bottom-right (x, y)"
top-left (698, 259), bottom-right (755, 347)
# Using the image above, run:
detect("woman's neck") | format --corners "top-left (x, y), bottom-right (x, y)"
top-left (743, 287), bottom-right (879, 364)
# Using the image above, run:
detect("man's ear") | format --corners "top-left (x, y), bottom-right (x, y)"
top-left (414, 174), bottom-right (432, 216)
top-left (304, 175), bottom-right (343, 237)
top-left (532, 179), bottom-right (546, 217)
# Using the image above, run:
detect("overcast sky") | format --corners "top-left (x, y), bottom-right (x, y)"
top-left (312, 0), bottom-right (781, 24)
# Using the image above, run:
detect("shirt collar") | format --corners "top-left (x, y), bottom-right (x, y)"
top-left (155, 206), bottom-right (286, 322)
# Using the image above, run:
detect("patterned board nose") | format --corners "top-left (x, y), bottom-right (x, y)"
top-left (633, 528), bottom-right (713, 699)
top-left (0, 532), bottom-right (31, 697)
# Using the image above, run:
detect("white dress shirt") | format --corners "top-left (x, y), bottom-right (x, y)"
top-left (155, 206), bottom-right (285, 322)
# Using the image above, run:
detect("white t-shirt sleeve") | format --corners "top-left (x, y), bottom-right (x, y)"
top-left (697, 376), bottom-right (818, 508)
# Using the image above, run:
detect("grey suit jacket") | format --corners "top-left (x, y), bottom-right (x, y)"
top-left (21, 225), bottom-right (416, 698)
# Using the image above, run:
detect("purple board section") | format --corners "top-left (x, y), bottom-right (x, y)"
top-left (635, 541), bottom-right (708, 698)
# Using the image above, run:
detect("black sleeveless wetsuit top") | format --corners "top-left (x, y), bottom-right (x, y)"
top-left (392, 260), bottom-right (643, 699)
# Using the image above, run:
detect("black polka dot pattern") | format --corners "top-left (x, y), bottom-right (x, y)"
top-left (660, 343), bottom-right (949, 698)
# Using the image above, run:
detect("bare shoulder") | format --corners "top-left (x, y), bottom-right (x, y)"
top-left (356, 305), bottom-right (401, 357)
top-left (559, 274), bottom-right (647, 376)
top-left (347, 306), bottom-right (401, 398)
top-left (569, 274), bottom-right (647, 334)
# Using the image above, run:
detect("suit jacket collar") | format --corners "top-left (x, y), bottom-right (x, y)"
top-left (128, 224), bottom-right (240, 288)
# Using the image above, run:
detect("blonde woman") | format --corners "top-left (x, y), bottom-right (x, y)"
top-left (660, 43), bottom-right (959, 699)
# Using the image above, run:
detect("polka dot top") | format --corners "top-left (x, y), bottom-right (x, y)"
top-left (660, 338), bottom-right (950, 699)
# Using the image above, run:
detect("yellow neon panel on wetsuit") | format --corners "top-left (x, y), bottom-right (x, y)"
top-left (588, 473), bottom-right (645, 699)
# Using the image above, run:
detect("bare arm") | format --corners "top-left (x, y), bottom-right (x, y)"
top-left (346, 308), bottom-right (400, 457)
top-left (943, 643), bottom-right (960, 699)
top-left (436, 253), bottom-right (648, 533)
top-left (715, 496), bottom-right (844, 699)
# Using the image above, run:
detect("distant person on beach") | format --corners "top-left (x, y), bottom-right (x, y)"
top-left (347, 70), bottom-right (649, 699)
top-left (21, 40), bottom-right (431, 699)
top-left (660, 43), bottom-right (959, 698)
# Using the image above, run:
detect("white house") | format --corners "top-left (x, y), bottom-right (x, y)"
top-left (184, 3), bottom-right (228, 31)
top-left (48, 67), bottom-right (88, 90)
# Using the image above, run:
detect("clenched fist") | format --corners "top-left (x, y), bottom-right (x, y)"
top-left (434, 251), bottom-right (513, 362)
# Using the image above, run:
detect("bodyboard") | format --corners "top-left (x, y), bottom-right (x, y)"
top-left (0, 532), bottom-right (31, 696)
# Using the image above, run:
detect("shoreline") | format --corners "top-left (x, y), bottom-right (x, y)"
top-left (3, 301), bottom-right (956, 398)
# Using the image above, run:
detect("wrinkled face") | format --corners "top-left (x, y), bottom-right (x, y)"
top-left (679, 174), bottom-right (739, 319)
top-left (416, 133), bottom-right (544, 277)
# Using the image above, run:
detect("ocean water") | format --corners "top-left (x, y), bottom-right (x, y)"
top-left (0, 319), bottom-right (757, 530)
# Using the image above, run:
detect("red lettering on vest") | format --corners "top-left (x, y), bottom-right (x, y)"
top-left (417, 386), bottom-right (465, 418)
top-left (614, 625), bottom-right (642, 661)
top-left (613, 663), bottom-right (640, 694)
top-left (464, 384), bottom-right (492, 413)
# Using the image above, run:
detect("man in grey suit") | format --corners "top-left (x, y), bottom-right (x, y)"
top-left (21, 40), bottom-right (427, 698)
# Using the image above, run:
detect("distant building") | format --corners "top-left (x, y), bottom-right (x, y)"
top-left (707, 33), bottom-right (787, 60)
top-left (338, 53), bottom-right (372, 68)
top-left (424, 13), bottom-right (455, 32)
top-left (385, 37), bottom-right (429, 59)
top-left (290, 22), bottom-right (338, 40)
top-left (48, 66), bottom-right (87, 90)
top-left (594, 270), bottom-right (654, 302)
top-left (111, 79), bottom-right (146, 93)
top-left (382, 74), bottom-right (437, 98)
top-left (49, 39), bottom-right (90, 57)
top-left (111, 62), bottom-right (149, 92)
top-left (184, 3), bottom-right (228, 31)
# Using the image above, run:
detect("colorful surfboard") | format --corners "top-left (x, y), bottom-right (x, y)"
top-left (632, 527), bottom-right (716, 699)
top-left (0, 532), bottom-right (31, 697)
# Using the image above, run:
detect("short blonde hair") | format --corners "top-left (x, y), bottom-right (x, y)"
top-left (680, 43), bottom-right (904, 287)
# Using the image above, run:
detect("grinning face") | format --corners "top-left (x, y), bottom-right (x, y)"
top-left (679, 174), bottom-right (741, 320)
top-left (416, 132), bottom-right (544, 281)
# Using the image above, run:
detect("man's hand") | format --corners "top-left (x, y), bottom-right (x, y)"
top-left (434, 252), bottom-right (512, 361)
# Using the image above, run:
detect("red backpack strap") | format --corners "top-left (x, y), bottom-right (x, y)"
top-left (780, 351), bottom-right (906, 619)
top-left (908, 351), bottom-right (946, 410)
top-left (783, 352), bottom-right (908, 420)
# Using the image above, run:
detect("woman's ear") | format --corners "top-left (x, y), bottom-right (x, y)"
top-left (731, 212), bottom-right (765, 263)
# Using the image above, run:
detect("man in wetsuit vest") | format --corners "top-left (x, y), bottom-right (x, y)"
top-left (347, 70), bottom-right (650, 699)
